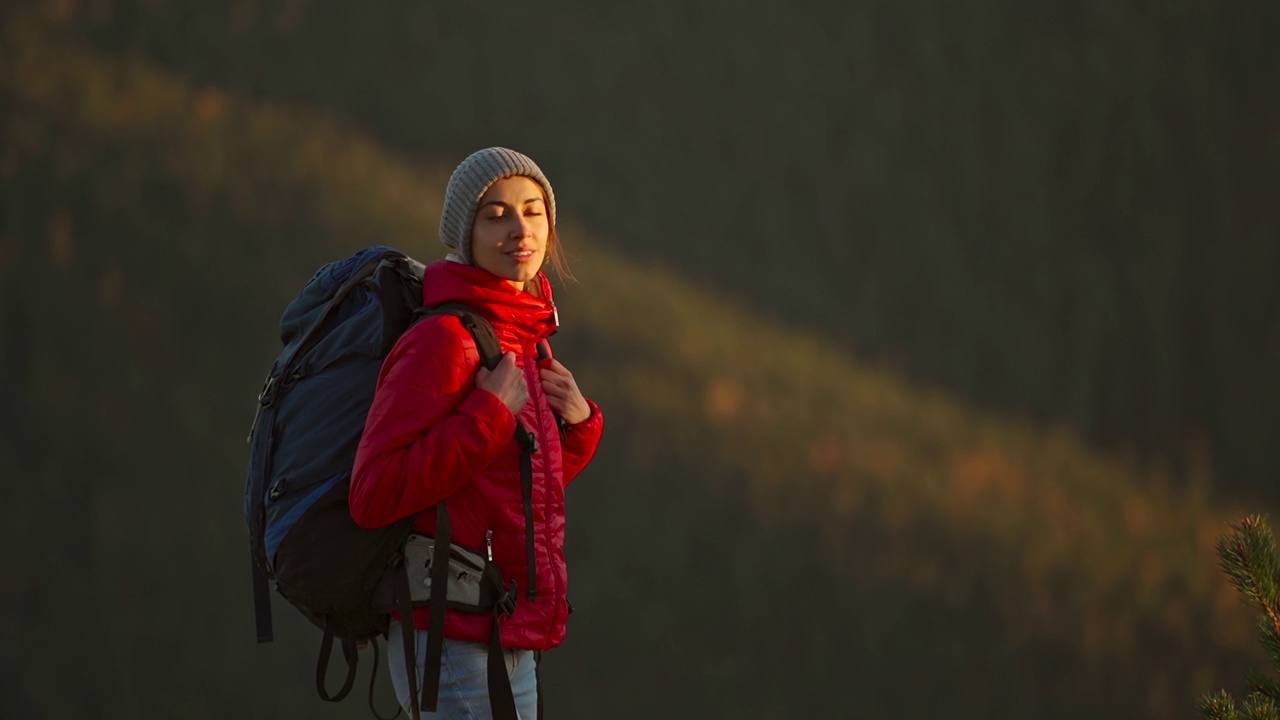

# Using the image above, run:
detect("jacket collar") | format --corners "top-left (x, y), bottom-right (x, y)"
top-left (421, 258), bottom-right (558, 345)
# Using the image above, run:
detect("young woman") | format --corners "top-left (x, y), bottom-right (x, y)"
top-left (350, 147), bottom-right (604, 719)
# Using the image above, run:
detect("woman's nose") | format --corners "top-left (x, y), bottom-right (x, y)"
top-left (512, 215), bottom-right (534, 239)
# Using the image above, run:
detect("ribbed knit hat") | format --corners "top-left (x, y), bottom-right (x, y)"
top-left (439, 147), bottom-right (556, 264)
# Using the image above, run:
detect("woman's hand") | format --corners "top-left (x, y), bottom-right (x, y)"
top-left (539, 359), bottom-right (591, 425)
top-left (476, 352), bottom-right (529, 415)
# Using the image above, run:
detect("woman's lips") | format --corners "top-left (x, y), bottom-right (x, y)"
top-left (509, 250), bottom-right (535, 263)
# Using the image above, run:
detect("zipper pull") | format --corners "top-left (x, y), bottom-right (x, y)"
top-left (486, 530), bottom-right (494, 561)
top-left (246, 375), bottom-right (276, 444)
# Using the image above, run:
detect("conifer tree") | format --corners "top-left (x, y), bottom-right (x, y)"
top-left (1202, 516), bottom-right (1280, 719)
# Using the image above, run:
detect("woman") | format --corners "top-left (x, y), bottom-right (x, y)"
top-left (350, 147), bottom-right (604, 719)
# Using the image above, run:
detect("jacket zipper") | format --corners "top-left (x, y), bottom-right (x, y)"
top-left (528, 346), bottom-right (564, 644)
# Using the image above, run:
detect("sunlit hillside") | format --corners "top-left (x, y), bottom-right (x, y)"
top-left (65, 0), bottom-right (1280, 501)
top-left (0, 11), bottom-right (1264, 719)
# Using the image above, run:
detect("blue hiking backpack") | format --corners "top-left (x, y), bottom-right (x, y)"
top-left (244, 247), bottom-right (528, 720)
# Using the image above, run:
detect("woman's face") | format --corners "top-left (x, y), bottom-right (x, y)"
top-left (470, 176), bottom-right (549, 290)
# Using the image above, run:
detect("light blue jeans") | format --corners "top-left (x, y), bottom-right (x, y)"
top-left (388, 620), bottom-right (538, 720)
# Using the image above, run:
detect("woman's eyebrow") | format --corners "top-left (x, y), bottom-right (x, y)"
top-left (478, 196), bottom-right (543, 210)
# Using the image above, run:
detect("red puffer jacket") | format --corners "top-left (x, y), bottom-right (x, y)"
top-left (350, 258), bottom-right (603, 650)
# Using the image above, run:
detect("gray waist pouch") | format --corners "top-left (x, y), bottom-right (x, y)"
top-left (403, 534), bottom-right (515, 615)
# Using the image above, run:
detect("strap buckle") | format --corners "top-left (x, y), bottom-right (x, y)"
top-left (496, 581), bottom-right (518, 619)
top-left (515, 425), bottom-right (537, 454)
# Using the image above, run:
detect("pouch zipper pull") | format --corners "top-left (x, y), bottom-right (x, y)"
top-left (485, 530), bottom-right (494, 561)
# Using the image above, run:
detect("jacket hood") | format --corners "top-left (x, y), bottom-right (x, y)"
top-left (421, 258), bottom-right (558, 345)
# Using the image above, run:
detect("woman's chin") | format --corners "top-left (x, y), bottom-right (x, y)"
top-left (494, 267), bottom-right (540, 288)
top-left (508, 266), bottom-right (541, 283)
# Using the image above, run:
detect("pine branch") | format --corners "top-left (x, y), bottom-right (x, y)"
top-left (1202, 689), bottom-right (1241, 720)
top-left (1216, 516), bottom-right (1280, 631)
top-left (1261, 620), bottom-right (1280, 679)
top-left (1203, 516), bottom-right (1280, 719)
top-left (1247, 669), bottom-right (1280, 704)
top-left (1242, 693), bottom-right (1279, 720)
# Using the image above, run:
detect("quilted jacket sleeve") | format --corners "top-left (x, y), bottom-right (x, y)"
top-left (560, 400), bottom-right (603, 487)
top-left (349, 316), bottom-right (517, 529)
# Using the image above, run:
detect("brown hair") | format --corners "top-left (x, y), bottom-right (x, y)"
top-left (543, 225), bottom-right (575, 284)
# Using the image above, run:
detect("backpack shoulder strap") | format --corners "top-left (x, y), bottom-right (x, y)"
top-left (405, 302), bottom-right (520, 720)
top-left (413, 303), bottom-right (504, 371)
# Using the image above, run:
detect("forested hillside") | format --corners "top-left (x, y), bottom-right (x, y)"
top-left (61, 0), bottom-right (1280, 501)
top-left (0, 4), bottom-right (1273, 719)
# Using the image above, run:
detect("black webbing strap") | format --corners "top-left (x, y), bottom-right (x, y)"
top-left (396, 563), bottom-right (421, 720)
top-left (487, 615), bottom-right (519, 720)
top-left (316, 625), bottom-right (359, 703)
top-left (516, 421), bottom-right (538, 601)
top-left (420, 502), bottom-right (453, 713)
top-left (414, 303), bottom-right (503, 372)
top-left (535, 651), bottom-right (543, 720)
top-left (250, 550), bottom-right (273, 643)
top-left (367, 636), bottom-right (403, 720)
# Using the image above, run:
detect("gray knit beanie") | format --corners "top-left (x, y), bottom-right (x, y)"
top-left (439, 147), bottom-right (556, 265)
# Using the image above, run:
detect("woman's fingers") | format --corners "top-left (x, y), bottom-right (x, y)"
top-left (540, 360), bottom-right (573, 381)
top-left (536, 358), bottom-right (589, 423)
top-left (540, 380), bottom-right (570, 404)
top-left (540, 369), bottom-right (569, 390)
top-left (476, 352), bottom-right (528, 414)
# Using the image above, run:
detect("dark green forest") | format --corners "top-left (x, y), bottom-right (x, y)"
top-left (1, 2), bottom-right (1276, 718)
top-left (68, 0), bottom-right (1280, 501)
